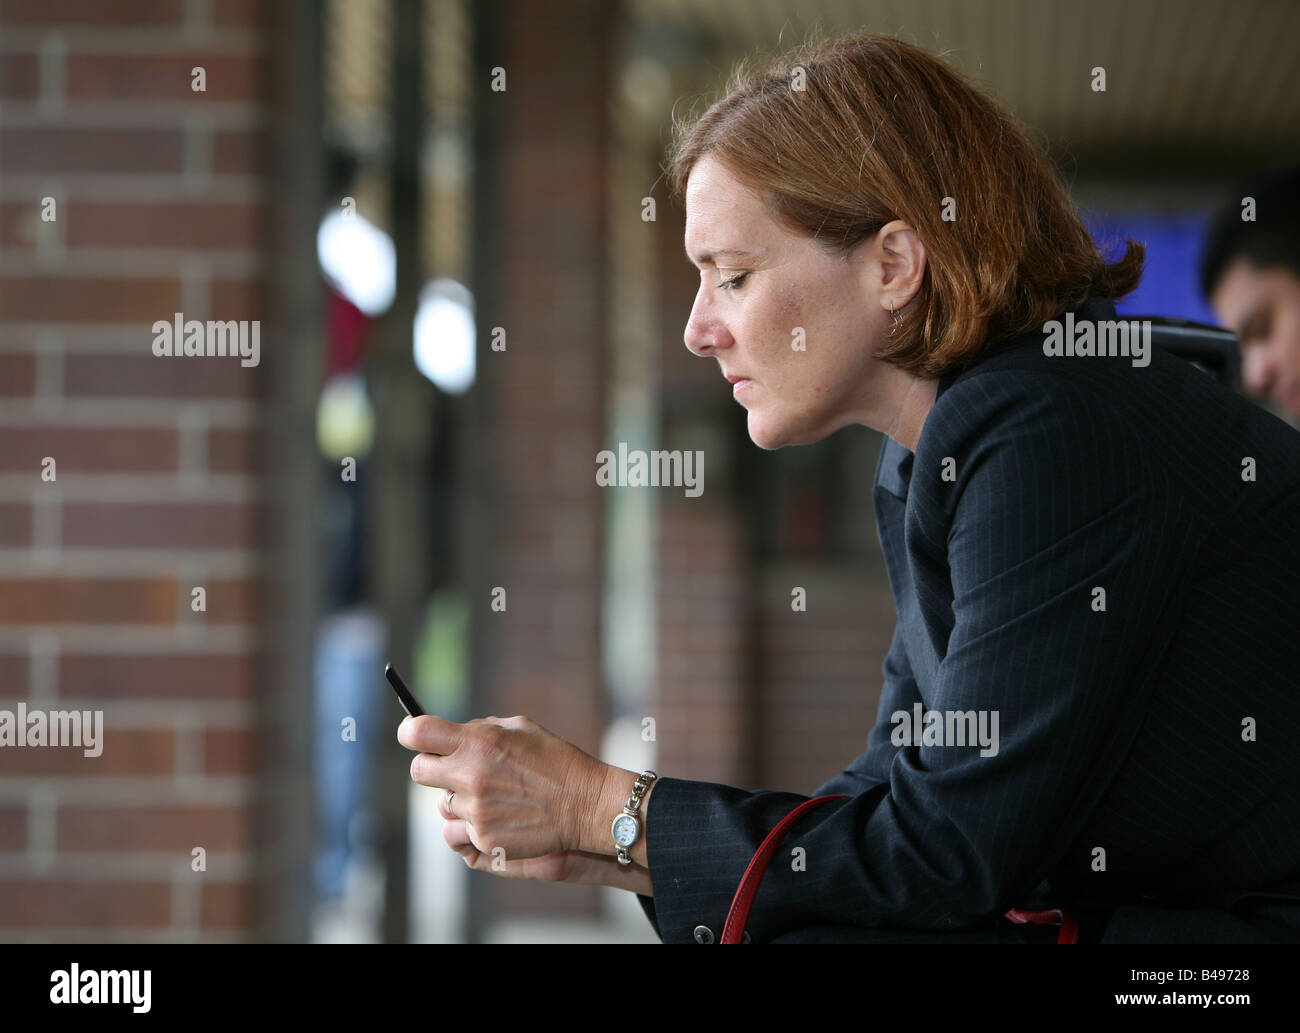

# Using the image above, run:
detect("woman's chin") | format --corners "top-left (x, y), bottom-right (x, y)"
top-left (748, 410), bottom-right (834, 450)
top-left (746, 412), bottom-right (789, 451)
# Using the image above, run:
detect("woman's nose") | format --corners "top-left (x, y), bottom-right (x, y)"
top-left (683, 318), bottom-right (710, 357)
top-left (684, 299), bottom-right (731, 357)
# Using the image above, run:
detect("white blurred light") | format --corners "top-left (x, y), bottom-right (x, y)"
top-left (414, 279), bottom-right (476, 394)
top-left (317, 210), bottom-right (397, 317)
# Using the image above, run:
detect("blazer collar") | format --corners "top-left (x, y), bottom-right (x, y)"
top-left (875, 295), bottom-right (1119, 501)
top-left (933, 294), bottom-right (1119, 405)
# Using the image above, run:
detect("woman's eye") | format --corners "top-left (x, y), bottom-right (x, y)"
top-left (718, 272), bottom-right (749, 291)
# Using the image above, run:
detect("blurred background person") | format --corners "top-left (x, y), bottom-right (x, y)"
top-left (1200, 166), bottom-right (1300, 423)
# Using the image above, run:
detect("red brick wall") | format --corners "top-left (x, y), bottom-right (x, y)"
top-left (0, 0), bottom-right (271, 940)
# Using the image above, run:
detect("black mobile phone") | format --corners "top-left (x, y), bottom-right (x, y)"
top-left (384, 663), bottom-right (425, 718)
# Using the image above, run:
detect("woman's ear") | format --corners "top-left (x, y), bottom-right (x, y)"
top-left (875, 220), bottom-right (927, 312)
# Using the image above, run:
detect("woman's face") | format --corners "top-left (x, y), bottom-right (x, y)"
top-left (683, 154), bottom-right (921, 450)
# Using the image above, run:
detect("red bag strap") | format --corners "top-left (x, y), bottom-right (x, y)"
top-left (1003, 907), bottom-right (1080, 944)
top-left (721, 794), bottom-right (1081, 944)
top-left (721, 794), bottom-right (848, 944)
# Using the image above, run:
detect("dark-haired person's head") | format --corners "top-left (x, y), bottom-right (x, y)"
top-left (1200, 166), bottom-right (1300, 419)
top-left (668, 32), bottom-right (1144, 450)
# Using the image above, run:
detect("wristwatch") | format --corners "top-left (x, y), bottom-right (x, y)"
top-left (611, 769), bottom-right (657, 865)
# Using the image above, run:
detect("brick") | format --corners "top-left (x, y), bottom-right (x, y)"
top-left (200, 879), bottom-right (251, 929)
top-left (0, 878), bottom-right (170, 928)
top-left (0, 805), bottom-right (25, 849)
top-left (202, 728), bottom-right (254, 774)
top-left (0, 128), bottom-right (184, 175)
top-left (210, 279), bottom-right (265, 322)
top-left (0, 276), bottom-right (181, 323)
top-left (201, 578), bottom-right (261, 625)
top-left (0, 353), bottom-right (36, 396)
top-left (0, 427), bottom-right (179, 473)
top-left (0, 577), bottom-right (175, 624)
top-left (0, 503), bottom-right (32, 546)
top-left (63, 201), bottom-right (267, 251)
top-left (0, 653), bottom-right (28, 693)
top-left (68, 53), bottom-right (263, 104)
top-left (57, 803), bottom-right (248, 851)
top-left (211, 129), bottom-right (266, 176)
top-left (61, 653), bottom-right (257, 700)
top-left (207, 427), bottom-right (262, 473)
top-left (0, 201), bottom-right (40, 246)
top-left (0, 0), bottom-right (182, 27)
top-left (61, 501), bottom-right (259, 548)
top-left (0, 51), bottom-right (39, 100)
top-left (212, 0), bottom-right (268, 29)
top-left (0, 728), bottom-right (173, 775)
top-left (64, 354), bottom-right (260, 400)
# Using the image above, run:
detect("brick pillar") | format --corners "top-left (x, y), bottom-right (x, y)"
top-left (655, 499), bottom-right (752, 784)
top-left (647, 187), bottom-right (757, 790)
top-left (478, 0), bottom-right (613, 922)
top-left (755, 569), bottom-right (894, 794)
top-left (0, 0), bottom-right (290, 941)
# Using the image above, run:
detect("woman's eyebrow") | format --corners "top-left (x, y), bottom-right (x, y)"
top-left (686, 246), bottom-right (760, 267)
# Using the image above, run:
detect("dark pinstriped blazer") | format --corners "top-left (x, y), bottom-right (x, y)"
top-left (636, 295), bottom-right (1300, 944)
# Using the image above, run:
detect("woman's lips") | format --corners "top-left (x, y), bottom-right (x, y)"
top-left (723, 371), bottom-right (753, 396)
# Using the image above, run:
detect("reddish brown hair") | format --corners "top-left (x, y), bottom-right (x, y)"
top-left (667, 32), bottom-right (1144, 378)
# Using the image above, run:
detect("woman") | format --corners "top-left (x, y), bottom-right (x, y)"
top-left (398, 32), bottom-right (1300, 943)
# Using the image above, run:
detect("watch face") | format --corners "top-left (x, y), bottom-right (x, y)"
top-left (612, 813), bottom-right (638, 847)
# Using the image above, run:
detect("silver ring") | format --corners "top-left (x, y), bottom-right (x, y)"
top-left (445, 790), bottom-right (455, 814)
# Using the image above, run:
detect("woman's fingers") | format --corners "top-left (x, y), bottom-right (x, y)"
top-left (403, 719), bottom-right (508, 792)
top-left (438, 789), bottom-right (456, 822)
top-left (401, 713), bottom-right (594, 860)
top-left (445, 816), bottom-right (500, 872)
top-left (396, 714), bottom-right (464, 756)
top-left (442, 815), bottom-right (571, 881)
top-left (409, 751), bottom-right (458, 792)
top-left (443, 818), bottom-right (482, 865)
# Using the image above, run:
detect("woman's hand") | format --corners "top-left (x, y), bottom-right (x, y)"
top-left (438, 790), bottom-right (654, 895)
top-left (398, 712), bottom-right (607, 864)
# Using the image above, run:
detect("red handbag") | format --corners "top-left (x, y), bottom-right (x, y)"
top-left (721, 793), bottom-right (1079, 943)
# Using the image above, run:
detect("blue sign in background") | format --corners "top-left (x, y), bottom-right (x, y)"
top-left (1084, 211), bottom-right (1220, 326)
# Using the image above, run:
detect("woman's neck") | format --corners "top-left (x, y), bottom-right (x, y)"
top-left (881, 373), bottom-right (938, 453)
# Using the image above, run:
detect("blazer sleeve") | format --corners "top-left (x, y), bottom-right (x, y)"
top-left (637, 371), bottom-right (1199, 943)
top-left (635, 621), bottom-right (918, 939)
